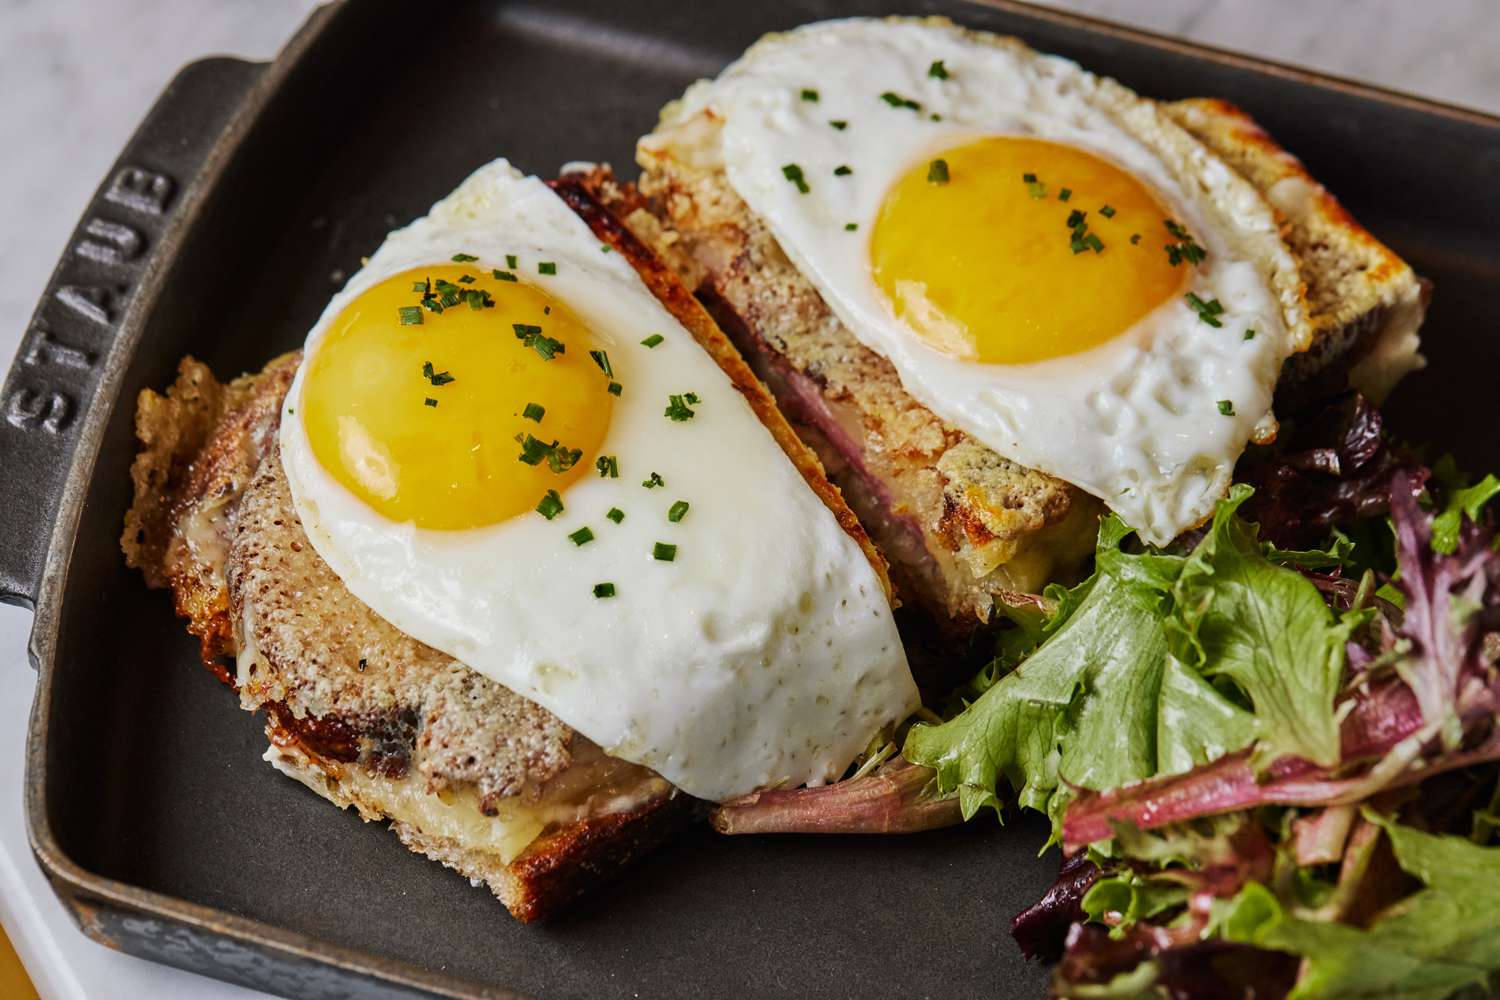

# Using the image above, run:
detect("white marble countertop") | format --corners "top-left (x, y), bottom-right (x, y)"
top-left (0, 2), bottom-right (1494, 998)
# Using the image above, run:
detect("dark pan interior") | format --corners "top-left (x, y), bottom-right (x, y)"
top-left (43, 1), bottom-right (1500, 998)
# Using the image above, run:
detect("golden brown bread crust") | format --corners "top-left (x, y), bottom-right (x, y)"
top-left (229, 442), bottom-right (577, 808)
top-left (547, 175), bottom-right (895, 603)
top-left (592, 163), bottom-right (1100, 627)
top-left (123, 353), bottom-right (300, 670)
top-left (1163, 98), bottom-right (1427, 402)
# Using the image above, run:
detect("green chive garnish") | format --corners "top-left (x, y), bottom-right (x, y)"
top-left (424, 397), bottom-right (437, 408)
top-left (643, 472), bottom-right (664, 489)
top-left (569, 526), bottom-right (595, 546)
top-left (596, 455), bottom-right (618, 478)
top-left (927, 159), bottom-right (950, 184)
top-left (589, 350), bottom-right (614, 377)
top-left (928, 59), bottom-right (949, 79)
top-left (834, 165), bottom-right (853, 176)
top-left (506, 254), bottom-right (518, 269)
top-left (1100, 205), bottom-right (1116, 218)
top-left (514, 323), bottom-right (565, 359)
top-left (845, 222), bottom-right (858, 231)
top-left (522, 402), bottom-right (545, 422)
top-left (782, 163), bottom-right (809, 194)
top-left (1243, 328), bottom-right (1257, 341)
top-left (593, 582), bottom-right (616, 598)
top-left (1185, 292), bottom-right (1225, 327)
top-left (1058, 187), bottom-right (1072, 202)
top-left (422, 361), bottom-right (454, 386)
top-left (538, 261), bottom-right (557, 275)
top-left (830, 119), bottom-right (848, 130)
top-left (606, 507), bottom-right (625, 524)
top-left (1217, 400), bottom-right (1235, 416)
top-left (641, 334), bottom-right (664, 348)
top-left (492, 269), bottom-right (518, 282)
top-left (801, 88), bottom-right (819, 102)
top-left (607, 381), bottom-right (622, 396)
top-left (653, 542), bottom-right (677, 562)
top-left (398, 306), bottom-right (423, 326)
top-left (664, 392), bottom-right (700, 421)
top-left (451, 252), bottom-right (478, 262)
top-left (536, 489), bottom-right (564, 520)
top-left (879, 91), bottom-right (921, 111)
top-left (667, 500), bottom-right (690, 523)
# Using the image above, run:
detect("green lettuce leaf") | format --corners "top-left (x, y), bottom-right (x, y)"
top-left (1219, 814), bottom-right (1500, 1000)
top-left (905, 486), bottom-right (1350, 834)
top-left (903, 517), bottom-right (1244, 829)
top-left (1168, 486), bottom-right (1353, 768)
top-left (1432, 473), bottom-right (1500, 555)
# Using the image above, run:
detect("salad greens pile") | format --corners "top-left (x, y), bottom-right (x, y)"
top-left (903, 394), bottom-right (1500, 999)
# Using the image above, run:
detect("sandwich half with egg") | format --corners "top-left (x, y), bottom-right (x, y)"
top-left (592, 16), bottom-right (1428, 672)
top-left (123, 161), bottom-right (920, 920)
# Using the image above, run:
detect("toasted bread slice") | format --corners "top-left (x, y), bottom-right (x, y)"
top-left (123, 175), bottom-right (893, 921)
top-left (617, 57), bottom-right (1427, 648)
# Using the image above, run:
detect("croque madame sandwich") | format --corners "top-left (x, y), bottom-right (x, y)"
top-left (583, 17), bottom-right (1427, 672)
top-left (123, 162), bottom-right (920, 921)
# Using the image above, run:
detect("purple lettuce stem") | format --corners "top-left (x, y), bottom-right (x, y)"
top-left (711, 761), bottom-right (963, 835)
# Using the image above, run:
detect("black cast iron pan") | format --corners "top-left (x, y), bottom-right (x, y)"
top-left (3, 2), bottom-right (1498, 997)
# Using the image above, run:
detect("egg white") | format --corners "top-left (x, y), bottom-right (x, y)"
top-left (279, 161), bottom-right (917, 802)
top-left (642, 17), bottom-right (1308, 544)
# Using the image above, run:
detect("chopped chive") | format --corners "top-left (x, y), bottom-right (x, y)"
top-left (607, 381), bottom-right (622, 396)
top-left (834, 164), bottom-right (853, 176)
top-left (492, 269), bottom-right (518, 282)
top-left (1100, 205), bottom-right (1116, 218)
top-left (1243, 328), bottom-right (1257, 341)
top-left (515, 433), bottom-right (582, 472)
top-left (451, 252), bottom-right (478, 262)
top-left (643, 471), bottom-right (664, 489)
top-left (830, 119), bottom-right (848, 130)
top-left (879, 91), bottom-right (921, 111)
top-left (1058, 187), bottom-right (1072, 202)
top-left (1217, 400), bottom-right (1235, 416)
top-left (664, 392), bottom-right (700, 421)
top-left (593, 582), bottom-right (616, 598)
top-left (522, 402), bottom-right (545, 422)
top-left (596, 454), bottom-right (619, 478)
top-left (1164, 219), bottom-right (1208, 266)
top-left (422, 361), bottom-right (455, 386)
top-left (1085, 233), bottom-right (1104, 253)
top-left (1027, 180), bottom-right (1047, 199)
top-left (538, 261), bottom-right (557, 275)
top-left (1022, 172), bottom-right (1037, 183)
top-left (641, 333), bottom-right (665, 348)
top-left (506, 254), bottom-right (518, 269)
top-left (927, 59), bottom-right (949, 79)
top-left (600, 244), bottom-right (613, 253)
top-left (535, 489), bottom-right (564, 520)
top-left (801, 88), bottom-right (819, 102)
top-left (424, 397), bottom-right (437, 408)
top-left (929, 113), bottom-right (942, 121)
top-left (606, 507), bottom-right (625, 524)
top-left (1130, 233), bottom-right (1142, 245)
top-left (667, 500), bottom-right (690, 523)
top-left (781, 163), bottom-right (810, 194)
top-left (412, 280), bottom-right (430, 293)
top-left (398, 306), bottom-right (423, 326)
top-left (514, 323), bottom-right (565, 359)
top-left (927, 159), bottom-right (950, 184)
top-left (844, 222), bottom-right (858, 231)
top-left (568, 526), bottom-right (595, 546)
top-left (1185, 291), bottom-right (1225, 327)
top-left (590, 349), bottom-right (614, 377)
top-left (1066, 209), bottom-right (1086, 229)
top-left (458, 274), bottom-right (476, 284)
top-left (652, 542), bottom-right (677, 562)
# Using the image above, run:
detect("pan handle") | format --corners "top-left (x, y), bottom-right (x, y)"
top-left (0, 57), bottom-right (265, 610)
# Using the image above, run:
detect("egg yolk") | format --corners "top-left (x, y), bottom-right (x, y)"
top-left (870, 137), bottom-right (1189, 365)
top-left (299, 264), bottom-right (613, 530)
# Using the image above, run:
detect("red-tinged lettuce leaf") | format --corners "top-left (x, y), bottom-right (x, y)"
top-left (1218, 814), bottom-right (1500, 1000)
top-left (1054, 925), bottom-right (1298, 999)
top-left (709, 761), bottom-right (961, 835)
top-left (1011, 853), bottom-right (1101, 962)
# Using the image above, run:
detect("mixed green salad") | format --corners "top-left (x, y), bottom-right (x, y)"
top-left (895, 392), bottom-right (1500, 998)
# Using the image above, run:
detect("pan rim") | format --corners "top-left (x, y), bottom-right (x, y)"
top-left (21, 1), bottom-right (1500, 998)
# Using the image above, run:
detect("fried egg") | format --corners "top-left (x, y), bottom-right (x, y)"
top-left (279, 160), bottom-right (917, 803)
top-left (643, 17), bottom-right (1308, 544)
